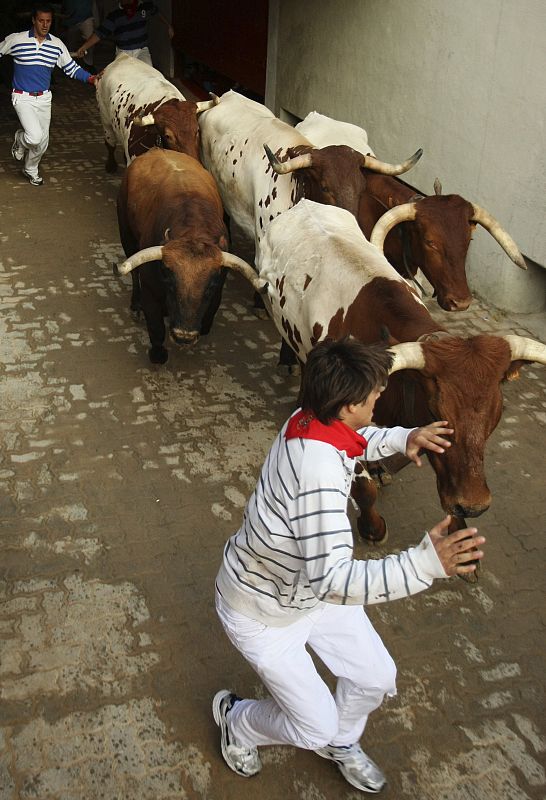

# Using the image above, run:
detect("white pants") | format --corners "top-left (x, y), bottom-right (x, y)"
top-left (115, 46), bottom-right (152, 65)
top-left (66, 17), bottom-right (95, 66)
top-left (12, 92), bottom-right (52, 179)
top-left (216, 592), bottom-right (397, 750)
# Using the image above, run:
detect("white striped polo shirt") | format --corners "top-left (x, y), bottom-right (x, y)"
top-left (0, 29), bottom-right (91, 92)
top-left (216, 411), bottom-right (447, 626)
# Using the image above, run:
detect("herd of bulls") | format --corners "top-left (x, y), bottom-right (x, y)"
top-left (97, 53), bottom-right (546, 569)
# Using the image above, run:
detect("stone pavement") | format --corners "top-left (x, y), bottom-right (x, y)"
top-left (0, 66), bottom-right (545, 800)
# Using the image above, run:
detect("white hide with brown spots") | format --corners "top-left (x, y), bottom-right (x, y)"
top-left (260, 200), bottom-right (420, 358)
top-left (199, 90), bottom-right (309, 256)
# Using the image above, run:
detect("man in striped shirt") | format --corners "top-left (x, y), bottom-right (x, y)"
top-left (74, 0), bottom-right (173, 67)
top-left (1, 3), bottom-right (97, 185)
top-left (213, 337), bottom-right (485, 793)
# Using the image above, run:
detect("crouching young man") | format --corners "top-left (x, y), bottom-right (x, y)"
top-left (213, 336), bottom-right (485, 793)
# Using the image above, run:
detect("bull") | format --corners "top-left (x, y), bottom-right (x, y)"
top-left (295, 111), bottom-right (526, 311)
top-left (237, 199), bottom-right (546, 561)
top-left (96, 52), bottom-right (217, 173)
top-left (115, 148), bottom-right (265, 364)
top-left (199, 90), bottom-right (421, 258)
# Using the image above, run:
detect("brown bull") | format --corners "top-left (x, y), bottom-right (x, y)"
top-left (364, 175), bottom-right (526, 311)
top-left (115, 148), bottom-right (264, 363)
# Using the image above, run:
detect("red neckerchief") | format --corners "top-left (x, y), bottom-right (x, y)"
top-left (123, 0), bottom-right (139, 19)
top-left (285, 409), bottom-right (367, 457)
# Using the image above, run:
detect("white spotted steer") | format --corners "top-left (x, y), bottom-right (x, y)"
top-left (96, 52), bottom-right (217, 172)
top-left (240, 199), bottom-right (546, 556)
top-left (199, 90), bottom-right (421, 258)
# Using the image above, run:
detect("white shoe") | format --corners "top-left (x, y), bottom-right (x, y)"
top-left (212, 690), bottom-right (262, 777)
top-left (315, 743), bottom-right (386, 793)
top-left (11, 131), bottom-right (24, 162)
top-left (22, 170), bottom-right (43, 186)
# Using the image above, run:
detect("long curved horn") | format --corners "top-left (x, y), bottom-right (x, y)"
top-left (363, 147), bottom-right (423, 176)
top-left (434, 177), bottom-right (442, 195)
top-left (264, 144), bottom-right (313, 175)
top-left (221, 252), bottom-right (268, 293)
top-left (196, 93), bottom-right (219, 113)
top-left (116, 246), bottom-right (164, 275)
top-left (387, 342), bottom-right (426, 375)
top-left (503, 335), bottom-right (546, 364)
top-left (132, 113), bottom-right (155, 127)
top-left (471, 205), bottom-right (527, 269)
top-left (370, 203), bottom-right (418, 251)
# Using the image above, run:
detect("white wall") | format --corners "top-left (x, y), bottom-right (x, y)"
top-left (266, 0), bottom-right (546, 314)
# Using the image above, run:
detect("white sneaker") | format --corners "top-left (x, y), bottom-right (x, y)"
top-left (11, 131), bottom-right (25, 162)
top-left (212, 690), bottom-right (262, 777)
top-left (315, 743), bottom-right (386, 793)
top-left (22, 170), bottom-right (43, 186)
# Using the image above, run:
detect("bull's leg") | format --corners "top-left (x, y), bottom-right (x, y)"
top-left (253, 290), bottom-right (269, 320)
top-left (130, 271), bottom-right (142, 320)
top-left (141, 292), bottom-right (168, 364)
top-left (200, 272), bottom-right (228, 336)
top-left (102, 125), bottom-right (118, 173)
top-left (352, 463), bottom-right (388, 544)
top-left (278, 339), bottom-right (300, 376)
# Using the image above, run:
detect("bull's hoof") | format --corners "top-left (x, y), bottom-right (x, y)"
top-left (149, 345), bottom-right (168, 364)
top-left (369, 464), bottom-right (393, 487)
top-left (130, 306), bottom-right (143, 322)
top-left (358, 518), bottom-right (389, 546)
top-left (253, 307), bottom-right (269, 320)
top-left (277, 362), bottom-right (301, 377)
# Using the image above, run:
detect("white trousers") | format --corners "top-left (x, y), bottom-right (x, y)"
top-left (216, 592), bottom-right (397, 750)
top-left (12, 92), bottom-right (52, 179)
top-left (115, 46), bottom-right (152, 65)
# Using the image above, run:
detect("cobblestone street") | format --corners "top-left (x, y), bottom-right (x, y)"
top-left (0, 70), bottom-right (545, 800)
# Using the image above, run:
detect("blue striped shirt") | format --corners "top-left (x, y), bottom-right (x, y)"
top-left (97, 1), bottom-right (158, 51)
top-left (0, 29), bottom-right (91, 92)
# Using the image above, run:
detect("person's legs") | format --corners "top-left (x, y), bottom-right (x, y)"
top-left (306, 603), bottom-right (396, 792)
top-left (307, 603), bottom-right (397, 746)
top-left (13, 94), bottom-right (52, 180)
top-left (215, 593), bottom-right (339, 750)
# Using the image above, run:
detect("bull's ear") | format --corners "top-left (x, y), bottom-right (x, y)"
top-left (504, 360), bottom-right (524, 382)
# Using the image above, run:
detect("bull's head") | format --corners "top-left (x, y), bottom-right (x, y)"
top-left (384, 335), bottom-right (546, 517)
top-left (370, 189), bottom-right (527, 312)
top-left (133, 95), bottom-right (219, 161)
top-left (263, 143), bottom-right (422, 221)
top-left (116, 243), bottom-right (266, 345)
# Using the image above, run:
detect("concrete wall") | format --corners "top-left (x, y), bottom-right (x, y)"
top-left (266, 0), bottom-right (546, 314)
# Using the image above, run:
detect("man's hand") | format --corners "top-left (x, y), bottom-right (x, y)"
top-left (406, 420), bottom-right (453, 467)
top-left (428, 515), bottom-right (485, 576)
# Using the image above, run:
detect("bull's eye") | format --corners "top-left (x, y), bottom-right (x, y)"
top-left (425, 239), bottom-right (438, 251)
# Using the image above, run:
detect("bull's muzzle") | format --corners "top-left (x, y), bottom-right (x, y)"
top-left (170, 328), bottom-right (200, 346)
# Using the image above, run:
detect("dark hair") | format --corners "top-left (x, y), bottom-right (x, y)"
top-left (301, 336), bottom-right (393, 424)
top-left (32, 4), bottom-right (54, 18)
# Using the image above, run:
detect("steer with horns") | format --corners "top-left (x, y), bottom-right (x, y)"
top-left (115, 148), bottom-right (265, 364)
top-left (296, 111), bottom-right (527, 312)
top-left (96, 52), bottom-right (218, 173)
top-left (237, 199), bottom-right (546, 567)
top-left (199, 90), bottom-right (422, 261)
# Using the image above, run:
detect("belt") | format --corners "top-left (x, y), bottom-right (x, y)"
top-left (13, 89), bottom-right (45, 96)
